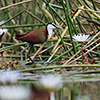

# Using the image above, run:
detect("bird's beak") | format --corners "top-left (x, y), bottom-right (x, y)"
top-left (56, 26), bottom-right (63, 29)
top-left (52, 23), bottom-right (63, 29)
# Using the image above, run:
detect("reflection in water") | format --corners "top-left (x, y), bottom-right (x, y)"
top-left (75, 95), bottom-right (91, 100)
top-left (55, 82), bottom-right (100, 100)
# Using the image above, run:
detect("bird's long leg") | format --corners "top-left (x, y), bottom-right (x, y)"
top-left (21, 45), bottom-right (30, 68)
top-left (27, 45), bottom-right (49, 67)
top-left (39, 61), bottom-right (49, 66)
top-left (27, 45), bottom-right (37, 67)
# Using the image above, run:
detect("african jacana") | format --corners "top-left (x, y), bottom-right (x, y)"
top-left (16, 23), bottom-right (62, 68)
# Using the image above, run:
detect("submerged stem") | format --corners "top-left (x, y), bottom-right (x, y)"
top-left (81, 42), bottom-right (84, 70)
top-left (81, 42), bottom-right (85, 95)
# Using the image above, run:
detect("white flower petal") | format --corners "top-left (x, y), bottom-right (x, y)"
top-left (0, 71), bottom-right (22, 84)
top-left (0, 29), bottom-right (8, 35)
top-left (2, 29), bottom-right (8, 33)
top-left (0, 85), bottom-right (30, 100)
top-left (39, 75), bottom-right (63, 91)
top-left (85, 34), bottom-right (90, 39)
top-left (0, 21), bottom-right (8, 36)
top-left (0, 43), bottom-right (1, 47)
top-left (72, 34), bottom-right (90, 42)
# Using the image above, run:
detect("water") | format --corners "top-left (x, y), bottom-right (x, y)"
top-left (56, 81), bottom-right (100, 100)
top-left (20, 70), bottom-right (100, 100)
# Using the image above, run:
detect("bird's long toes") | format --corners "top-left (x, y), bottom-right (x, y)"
top-left (40, 61), bottom-right (49, 67)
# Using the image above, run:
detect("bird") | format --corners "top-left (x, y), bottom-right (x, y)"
top-left (16, 23), bottom-right (62, 68)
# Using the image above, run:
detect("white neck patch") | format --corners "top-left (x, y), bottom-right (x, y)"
top-left (47, 24), bottom-right (56, 39)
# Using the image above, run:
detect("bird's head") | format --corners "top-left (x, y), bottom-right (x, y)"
top-left (46, 23), bottom-right (62, 39)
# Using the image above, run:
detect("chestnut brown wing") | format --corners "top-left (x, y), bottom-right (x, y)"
top-left (16, 29), bottom-right (47, 44)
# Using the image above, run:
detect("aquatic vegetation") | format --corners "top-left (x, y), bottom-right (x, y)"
top-left (0, 0), bottom-right (100, 100)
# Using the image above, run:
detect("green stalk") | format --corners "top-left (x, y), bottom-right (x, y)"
top-left (0, 42), bottom-right (27, 53)
top-left (84, 8), bottom-right (100, 30)
top-left (91, 0), bottom-right (97, 10)
top-left (65, 0), bottom-right (77, 54)
top-left (25, 10), bottom-right (46, 25)
top-left (0, 42), bottom-right (16, 45)
top-left (19, 64), bottom-right (100, 72)
top-left (36, 0), bottom-right (49, 22)
top-left (0, 24), bottom-right (44, 29)
top-left (50, 6), bottom-right (67, 25)
top-left (77, 0), bottom-right (83, 5)
top-left (76, 18), bottom-right (83, 33)
top-left (48, 39), bottom-right (71, 42)
top-left (0, 10), bottom-right (25, 27)
top-left (60, 0), bottom-right (76, 54)
top-left (44, 0), bottom-right (70, 56)
top-left (48, 44), bottom-right (80, 65)
top-left (50, 4), bottom-right (64, 10)
top-left (3, 0), bottom-right (9, 20)
top-left (83, 0), bottom-right (92, 9)
top-left (43, 0), bottom-right (67, 25)
top-left (51, 4), bottom-right (84, 52)
top-left (49, 2), bottom-right (71, 56)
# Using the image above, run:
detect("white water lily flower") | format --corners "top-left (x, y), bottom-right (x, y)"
top-left (0, 71), bottom-right (22, 84)
top-left (39, 75), bottom-right (63, 92)
top-left (0, 21), bottom-right (5, 25)
top-left (0, 21), bottom-right (8, 36)
top-left (72, 34), bottom-right (90, 42)
top-left (0, 29), bottom-right (8, 36)
top-left (0, 85), bottom-right (30, 100)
